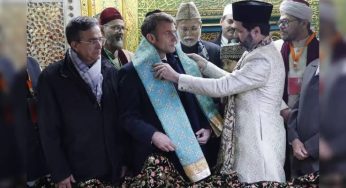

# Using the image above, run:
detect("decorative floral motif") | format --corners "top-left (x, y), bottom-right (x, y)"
top-left (27, 2), bottom-right (65, 68)
top-left (122, 154), bottom-right (319, 188)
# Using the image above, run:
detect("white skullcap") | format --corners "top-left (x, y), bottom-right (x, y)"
top-left (176, 2), bottom-right (201, 21)
top-left (223, 4), bottom-right (232, 16)
top-left (280, 0), bottom-right (312, 22)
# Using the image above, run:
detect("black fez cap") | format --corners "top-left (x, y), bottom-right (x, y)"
top-left (232, 0), bottom-right (273, 23)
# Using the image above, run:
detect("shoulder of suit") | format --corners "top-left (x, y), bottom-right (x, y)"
top-left (201, 41), bottom-right (220, 58)
top-left (27, 57), bottom-right (41, 71)
top-left (273, 39), bottom-right (284, 52)
top-left (201, 40), bottom-right (220, 50)
top-left (245, 45), bottom-right (280, 62)
top-left (40, 59), bottom-right (63, 78)
top-left (122, 49), bottom-right (134, 59)
top-left (120, 61), bottom-right (135, 72)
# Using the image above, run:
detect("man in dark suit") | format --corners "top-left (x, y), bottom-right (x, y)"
top-left (176, 2), bottom-right (222, 68)
top-left (0, 57), bottom-right (24, 187)
top-left (320, 60), bottom-right (346, 181)
top-left (118, 12), bottom-right (215, 179)
top-left (11, 57), bottom-right (50, 187)
top-left (37, 16), bottom-right (123, 187)
top-left (212, 3), bottom-right (237, 47)
top-left (288, 59), bottom-right (319, 176)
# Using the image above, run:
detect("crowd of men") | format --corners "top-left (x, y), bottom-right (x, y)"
top-left (1, 0), bottom-right (335, 187)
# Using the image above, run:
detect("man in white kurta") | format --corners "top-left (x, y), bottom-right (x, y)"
top-left (153, 0), bottom-right (286, 183)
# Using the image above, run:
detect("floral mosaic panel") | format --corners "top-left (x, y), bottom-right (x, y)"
top-left (80, 0), bottom-right (319, 51)
top-left (137, 0), bottom-right (319, 47)
top-left (27, 1), bottom-right (66, 68)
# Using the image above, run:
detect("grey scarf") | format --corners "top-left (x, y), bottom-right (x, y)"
top-left (69, 49), bottom-right (103, 104)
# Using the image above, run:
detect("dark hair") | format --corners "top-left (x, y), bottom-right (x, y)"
top-left (65, 16), bottom-right (99, 45)
top-left (145, 9), bottom-right (162, 17)
top-left (242, 22), bottom-right (270, 36)
top-left (141, 12), bottom-right (174, 37)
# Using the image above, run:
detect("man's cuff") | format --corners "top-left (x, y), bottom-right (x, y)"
top-left (178, 74), bottom-right (192, 92)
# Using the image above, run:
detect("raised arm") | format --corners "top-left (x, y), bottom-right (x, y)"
top-left (178, 55), bottom-right (271, 98)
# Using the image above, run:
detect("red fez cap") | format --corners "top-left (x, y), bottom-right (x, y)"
top-left (99, 7), bottom-right (123, 25)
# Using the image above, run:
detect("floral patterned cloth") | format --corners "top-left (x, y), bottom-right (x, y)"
top-left (37, 154), bottom-right (318, 187)
top-left (121, 154), bottom-right (319, 188)
top-left (31, 176), bottom-right (114, 188)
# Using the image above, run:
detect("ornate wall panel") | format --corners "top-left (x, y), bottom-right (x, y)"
top-left (27, 1), bottom-right (66, 68)
top-left (27, 0), bottom-right (81, 68)
top-left (122, 0), bottom-right (139, 52)
top-left (79, 0), bottom-right (319, 51)
top-left (81, 0), bottom-right (121, 16)
top-left (30, 0), bottom-right (318, 67)
top-left (136, 0), bottom-right (319, 48)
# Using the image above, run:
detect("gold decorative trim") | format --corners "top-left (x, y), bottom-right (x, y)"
top-left (183, 158), bottom-right (211, 182)
top-left (210, 114), bottom-right (224, 137)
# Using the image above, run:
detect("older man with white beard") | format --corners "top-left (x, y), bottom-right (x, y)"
top-left (176, 2), bottom-right (222, 68)
top-left (99, 7), bottom-right (133, 70)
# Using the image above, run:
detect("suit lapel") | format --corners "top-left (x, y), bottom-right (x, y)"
top-left (60, 54), bottom-right (98, 103)
top-left (301, 60), bottom-right (318, 94)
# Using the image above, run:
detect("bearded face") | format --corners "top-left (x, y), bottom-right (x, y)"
top-left (232, 20), bottom-right (256, 51)
top-left (278, 14), bottom-right (302, 42)
top-left (240, 33), bottom-right (255, 51)
top-left (102, 19), bottom-right (125, 49)
top-left (177, 19), bottom-right (201, 47)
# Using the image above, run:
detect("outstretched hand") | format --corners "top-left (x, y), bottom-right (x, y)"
top-left (187, 53), bottom-right (208, 70)
top-left (152, 63), bottom-right (180, 83)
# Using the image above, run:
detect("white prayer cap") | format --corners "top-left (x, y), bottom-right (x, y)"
top-left (176, 2), bottom-right (201, 21)
top-left (223, 4), bottom-right (233, 16)
top-left (280, 0), bottom-right (312, 22)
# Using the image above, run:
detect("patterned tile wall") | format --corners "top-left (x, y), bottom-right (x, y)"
top-left (27, 0), bottom-right (319, 67)
top-left (27, 1), bottom-right (66, 68)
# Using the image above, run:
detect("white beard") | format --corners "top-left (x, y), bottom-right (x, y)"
top-left (114, 40), bottom-right (123, 49)
top-left (178, 30), bottom-right (201, 47)
top-left (112, 37), bottom-right (123, 49)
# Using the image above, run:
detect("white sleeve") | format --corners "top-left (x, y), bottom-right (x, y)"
top-left (178, 55), bottom-right (270, 98)
top-left (201, 61), bottom-right (229, 78)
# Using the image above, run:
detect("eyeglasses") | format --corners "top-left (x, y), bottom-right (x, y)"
top-left (104, 24), bottom-right (127, 32)
top-left (277, 18), bottom-right (299, 27)
top-left (78, 37), bottom-right (105, 45)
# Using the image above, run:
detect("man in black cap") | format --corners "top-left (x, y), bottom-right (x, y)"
top-left (154, 0), bottom-right (286, 183)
